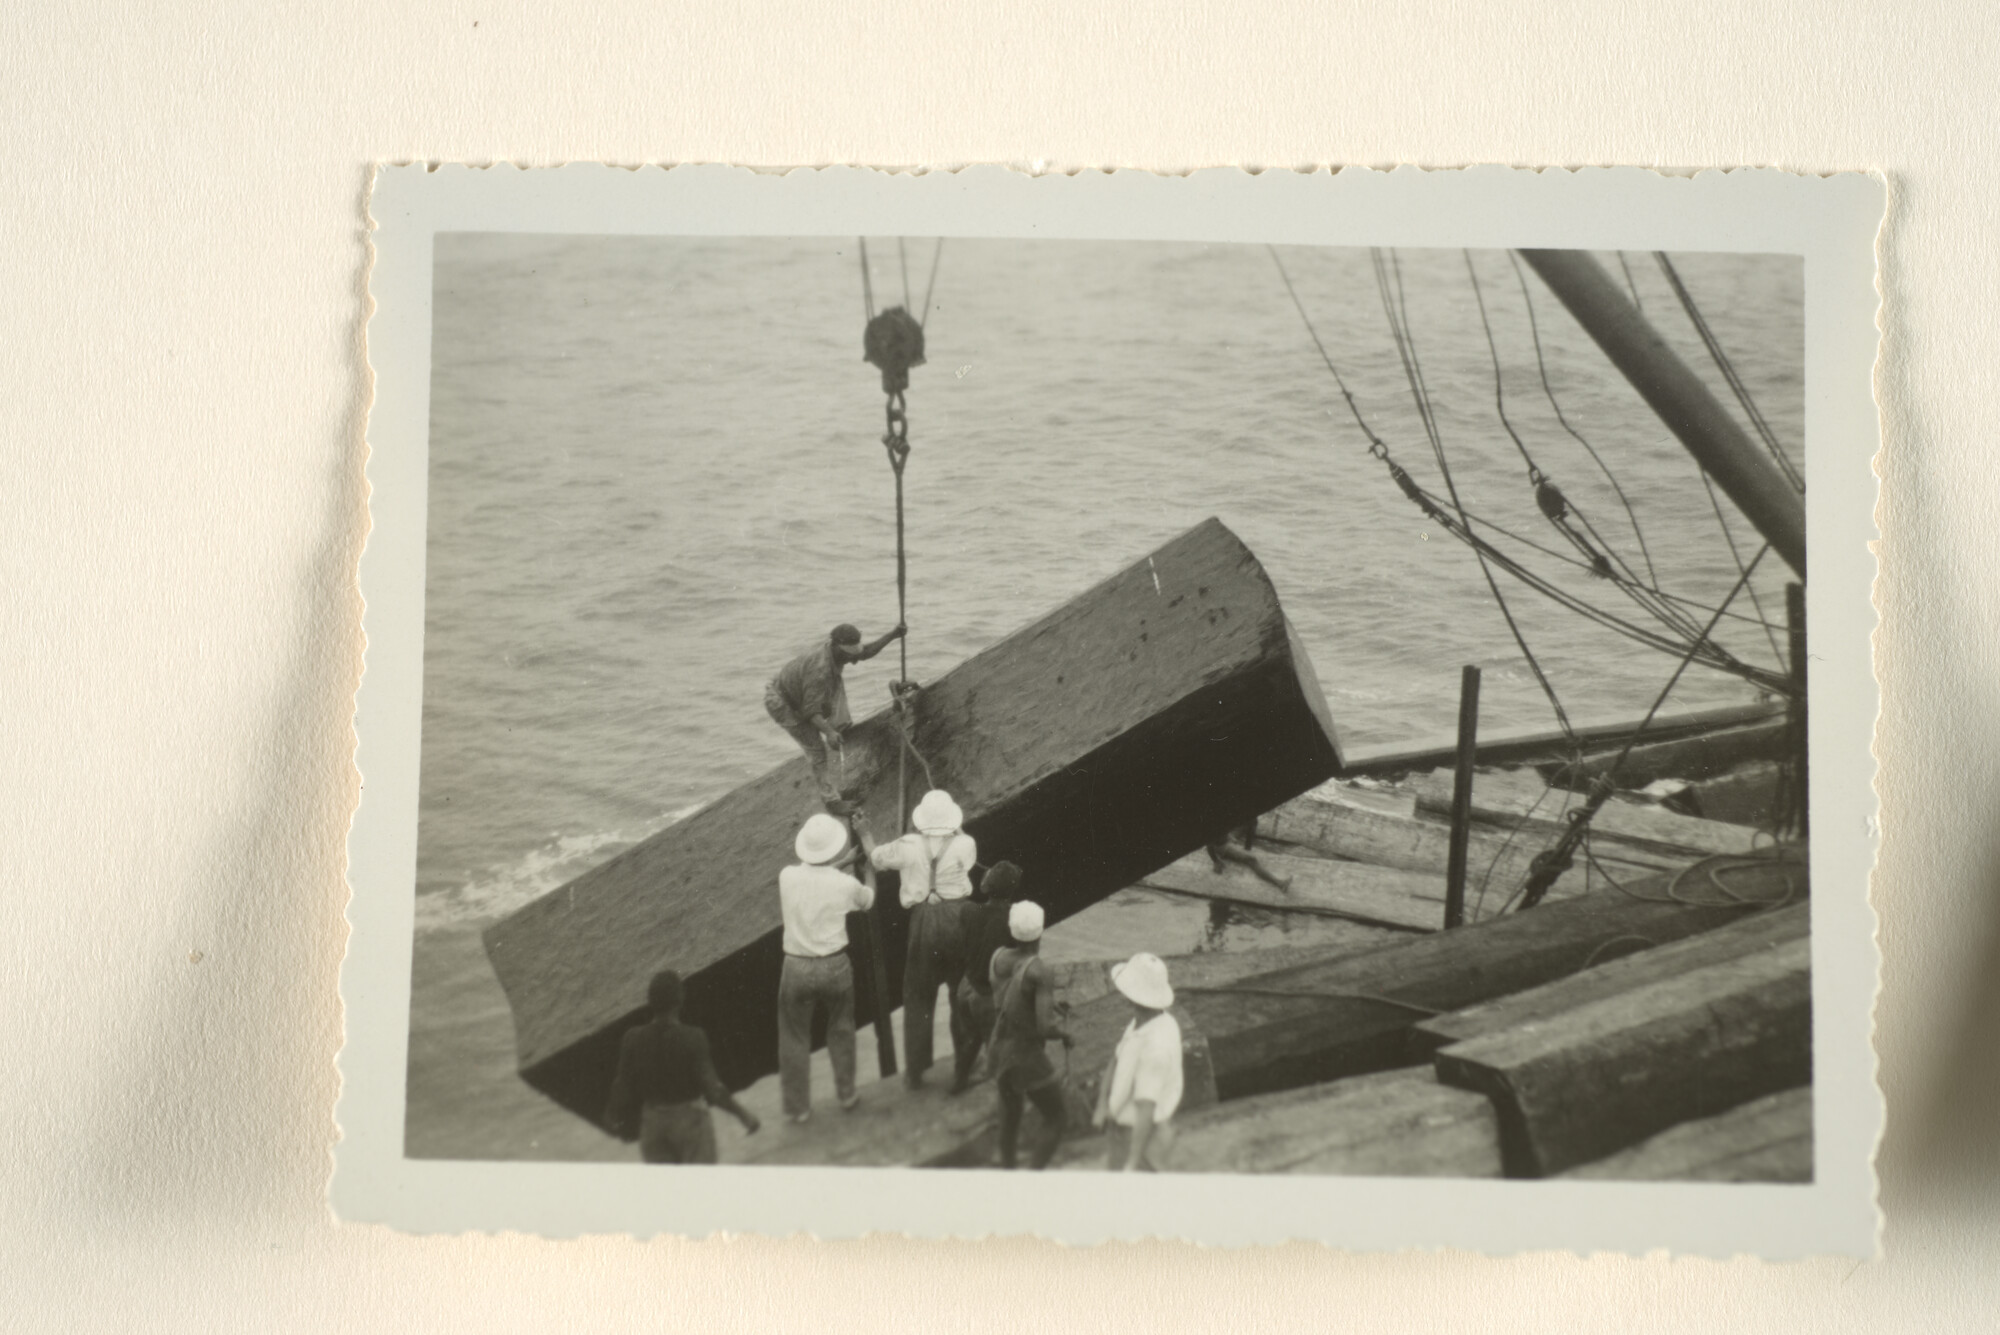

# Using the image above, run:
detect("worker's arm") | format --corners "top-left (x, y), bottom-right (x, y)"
top-left (1091, 1056), bottom-right (1117, 1128)
top-left (1123, 1101), bottom-right (1157, 1171)
top-left (856, 623), bottom-right (907, 661)
top-left (1029, 959), bottom-right (1069, 1045)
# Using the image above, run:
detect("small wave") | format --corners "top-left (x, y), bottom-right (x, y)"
top-left (413, 802), bottom-right (705, 933)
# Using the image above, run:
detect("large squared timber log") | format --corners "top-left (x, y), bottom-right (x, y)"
top-left (1558, 1086), bottom-right (1814, 1183)
top-left (1431, 935), bottom-right (1813, 1178)
top-left (482, 518), bottom-right (1343, 1128)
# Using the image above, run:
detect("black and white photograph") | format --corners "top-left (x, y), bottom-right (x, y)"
top-left (340, 166), bottom-right (1882, 1250)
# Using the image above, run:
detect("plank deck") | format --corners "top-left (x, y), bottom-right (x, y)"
top-left (1408, 899), bottom-right (1809, 1060)
top-left (482, 519), bottom-right (1343, 1127)
top-left (1559, 1087), bottom-right (1813, 1183)
top-left (1432, 935), bottom-right (1813, 1177)
top-left (1051, 1067), bottom-right (1502, 1177)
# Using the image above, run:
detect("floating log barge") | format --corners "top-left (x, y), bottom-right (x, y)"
top-left (483, 518), bottom-right (1343, 1127)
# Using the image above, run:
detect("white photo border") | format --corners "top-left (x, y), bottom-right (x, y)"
top-left (339, 164), bottom-right (1884, 1254)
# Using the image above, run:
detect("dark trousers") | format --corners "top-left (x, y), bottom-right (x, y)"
top-left (902, 899), bottom-right (972, 1083)
top-left (951, 977), bottom-right (997, 1089)
top-left (997, 1067), bottom-right (1067, 1169)
top-left (777, 952), bottom-right (858, 1117)
top-left (639, 1101), bottom-right (718, 1164)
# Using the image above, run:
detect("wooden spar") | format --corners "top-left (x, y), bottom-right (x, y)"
top-left (482, 518), bottom-right (1343, 1129)
top-left (1168, 859), bottom-right (1803, 1102)
top-left (1443, 665), bottom-right (1482, 929)
top-left (1542, 718), bottom-right (1788, 791)
top-left (1515, 249), bottom-right (1806, 577)
top-left (1338, 700), bottom-right (1780, 778)
top-left (1432, 935), bottom-right (1812, 1177)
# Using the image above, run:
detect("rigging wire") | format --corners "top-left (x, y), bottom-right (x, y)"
top-left (1697, 465), bottom-right (1788, 670)
top-left (1464, 252), bottom-right (1711, 649)
top-left (1505, 250), bottom-right (1662, 588)
top-left (919, 239), bottom-right (944, 328)
top-left (1373, 247), bottom-right (1578, 741)
top-left (1616, 251), bottom-right (1647, 314)
top-left (1653, 251), bottom-right (1805, 492)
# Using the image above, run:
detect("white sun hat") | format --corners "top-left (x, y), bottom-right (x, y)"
top-left (794, 813), bottom-right (851, 865)
top-left (912, 789), bottom-right (964, 836)
top-left (1008, 900), bottom-right (1045, 943)
top-left (1111, 952), bottom-right (1175, 1009)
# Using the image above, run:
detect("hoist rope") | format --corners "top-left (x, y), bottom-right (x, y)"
top-left (898, 237), bottom-right (911, 311)
top-left (858, 238), bottom-right (875, 320)
top-left (919, 239), bottom-right (944, 328)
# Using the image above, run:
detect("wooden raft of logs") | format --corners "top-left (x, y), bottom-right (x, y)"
top-left (482, 518), bottom-right (1343, 1127)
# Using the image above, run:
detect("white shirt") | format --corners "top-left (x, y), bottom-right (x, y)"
top-left (869, 831), bottom-right (978, 909)
top-left (778, 863), bottom-right (874, 957)
top-left (1107, 1012), bottom-right (1185, 1126)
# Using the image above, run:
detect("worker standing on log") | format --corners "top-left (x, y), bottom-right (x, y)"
top-left (987, 902), bottom-right (1072, 1170)
top-left (776, 813), bottom-right (877, 1122)
top-left (1205, 820), bottom-right (1292, 891)
top-left (947, 860), bottom-right (1024, 1093)
top-left (869, 788), bottom-right (977, 1088)
top-left (764, 621), bottom-right (906, 813)
top-left (1094, 953), bottom-right (1184, 1172)
top-left (603, 970), bottom-right (761, 1163)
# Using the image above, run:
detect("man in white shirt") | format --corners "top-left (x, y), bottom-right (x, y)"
top-left (776, 812), bottom-right (876, 1122)
top-left (1093, 952), bottom-right (1184, 1171)
top-left (869, 788), bottom-right (977, 1089)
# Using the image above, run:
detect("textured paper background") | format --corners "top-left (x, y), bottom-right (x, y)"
top-left (3, 0), bottom-right (1995, 1328)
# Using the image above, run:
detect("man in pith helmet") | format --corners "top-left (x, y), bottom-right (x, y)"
top-left (764, 620), bottom-right (905, 812)
top-left (775, 812), bottom-right (877, 1122)
top-left (869, 788), bottom-right (977, 1088)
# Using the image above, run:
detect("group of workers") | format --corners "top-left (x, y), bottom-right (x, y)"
top-left (604, 621), bottom-right (1200, 1173)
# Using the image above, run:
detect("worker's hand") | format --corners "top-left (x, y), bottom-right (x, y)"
top-left (816, 720), bottom-right (840, 745)
top-left (891, 622), bottom-right (907, 640)
top-left (741, 1112), bottom-right (762, 1135)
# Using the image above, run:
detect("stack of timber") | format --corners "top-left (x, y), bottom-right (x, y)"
top-left (481, 518), bottom-right (1343, 1127)
top-left (1161, 858), bottom-right (1799, 1102)
top-left (1424, 898), bottom-right (1810, 1178)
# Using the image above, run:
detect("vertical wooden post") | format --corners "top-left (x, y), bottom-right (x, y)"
top-left (1444, 664), bottom-right (1482, 929)
top-left (1786, 583), bottom-right (1809, 839)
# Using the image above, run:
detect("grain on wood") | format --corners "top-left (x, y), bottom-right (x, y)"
top-left (1432, 935), bottom-right (1812, 1177)
top-left (1408, 900), bottom-right (1809, 1059)
top-left (1559, 1086), bottom-right (1813, 1183)
top-left (1406, 767), bottom-right (1765, 859)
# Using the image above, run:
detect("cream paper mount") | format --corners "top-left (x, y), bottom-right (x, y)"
top-left (339, 164), bottom-right (1883, 1253)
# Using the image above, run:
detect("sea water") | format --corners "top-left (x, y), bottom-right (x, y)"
top-left (404, 237), bottom-right (1802, 1159)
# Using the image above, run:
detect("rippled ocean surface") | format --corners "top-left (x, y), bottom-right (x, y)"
top-left (405, 237), bottom-right (1801, 1159)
